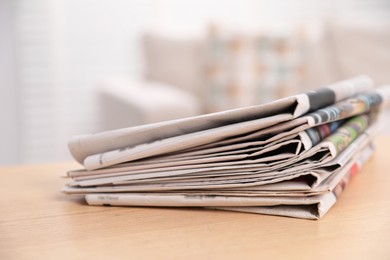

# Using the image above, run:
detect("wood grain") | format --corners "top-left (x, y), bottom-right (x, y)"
top-left (1, 137), bottom-right (390, 260)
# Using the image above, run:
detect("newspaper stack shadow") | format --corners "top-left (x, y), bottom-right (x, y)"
top-left (64, 76), bottom-right (390, 220)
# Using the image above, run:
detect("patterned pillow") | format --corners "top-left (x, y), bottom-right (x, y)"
top-left (205, 25), bottom-right (308, 112)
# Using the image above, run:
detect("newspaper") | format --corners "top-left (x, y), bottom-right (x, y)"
top-left (68, 76), bottom-right (373, 169)
top-left (212, 144), bottom-right (372, 220)
top-left (63, 77), bottom-right (390, 220)
top-left (62, 116), bottom-right (376, 192)
top-left (68, 85), bottom-right (386, 175)
top-left (67, 86), bottom-right (387, 180)
top-left (83, 141), bottom-right (373, 220)
top-left (81, 86), bottom-right (387, 171)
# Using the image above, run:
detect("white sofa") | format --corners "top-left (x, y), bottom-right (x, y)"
top-left (97, 77), bottom-right (202, 130)
top-left (98, 23), bottom-right (390, 132)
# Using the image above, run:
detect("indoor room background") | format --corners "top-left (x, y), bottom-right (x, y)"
top-left (0, 0), bottom-right (389, 165)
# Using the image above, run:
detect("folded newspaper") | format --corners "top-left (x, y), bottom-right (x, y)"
top-left (63, 76), bottom-right (390, 220)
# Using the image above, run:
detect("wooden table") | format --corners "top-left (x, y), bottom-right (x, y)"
top-left (1, 137), bottom-right (390, 260)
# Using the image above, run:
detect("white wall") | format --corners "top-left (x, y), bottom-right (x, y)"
top-left (0, 0), bottom-right (19, 164)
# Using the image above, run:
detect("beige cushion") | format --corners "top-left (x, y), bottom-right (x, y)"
top-left (142, 33), bottom-right (206, 101)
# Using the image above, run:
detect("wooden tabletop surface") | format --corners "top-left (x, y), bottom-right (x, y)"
top-left (1, 137), bottom-right (390, 260)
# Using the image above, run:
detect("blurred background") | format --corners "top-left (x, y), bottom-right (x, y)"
top-left (1, 0), bottom-right (390, 165)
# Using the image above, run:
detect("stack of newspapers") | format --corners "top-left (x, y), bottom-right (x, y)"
top-left (64, 76), bottom-right (390, 219)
